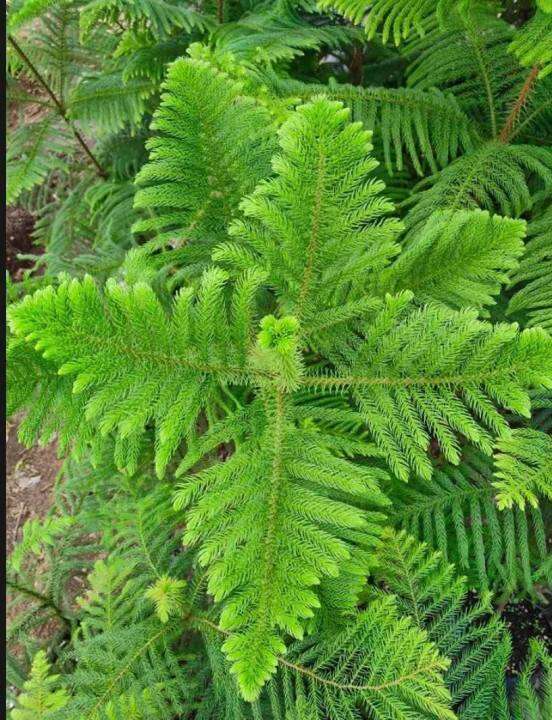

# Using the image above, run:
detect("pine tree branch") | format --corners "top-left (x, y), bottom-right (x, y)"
top-left (463, 20), bottom-right (497, 137)
top-left (8, 34), bottom-right (107, 178)
top-left (296, 148), bottom-right (326, 322)
top-left (299, 364), bottom-right (527, 390)
top-left (6, 579), bottom-right (72, 624)
top-left (58, 326), bottom-right (265, 382)
top-left (85, 624), bottom-right (171, 719)
top-left (194, 615), bottom-right (445, 693)
top-left (498, 65), bottom-right (541, 144)
top-left (259, 388), bottom-right (286, 625)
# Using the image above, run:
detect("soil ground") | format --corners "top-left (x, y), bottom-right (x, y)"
top-left (503, 598), bottom-right (552, 671)
top-left (6, 206), bottom-right (59, 554)
top-left (6, 206), bottom-right (37, 278)
top-left (6, 415), bottom-right (62, 556)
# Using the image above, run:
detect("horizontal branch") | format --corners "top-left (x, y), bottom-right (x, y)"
top-left (193, 615), bottom-right (442, 694)
top-left (298, 366), bottom-right (517, 391)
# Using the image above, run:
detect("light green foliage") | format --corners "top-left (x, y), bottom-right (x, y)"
top-left (79, 0), bottom-right (211, 41)
top-left (10, 650), bottom-right (68, 719)
top-left (199, 593), bottom-right (457, 719)
top-left (493, 429), bottom-right (552, 510)
top-left (211, 1), bottom-right (357, 64)
top-left (381, 209), bottom-right (526, 312)
top-left (7, 269), bottom-right (266, 476)
top-left (10, 516), bottom-right (75, 573)
top-left (317, 0), bottom-right (462, 45)
top-left (322, 294), bottom-right (552, 480)
top-left (253, 315), bottom-right (304, 390)
top-left (509, 10), bottom-right (552, 79)
top-left (220, 97), bottom-right (402, 336)
top-left (8, 0), bottom-right (65, 31)
top-left (145, 575), bottom-right (187, 623)
top-left (133, 57), bottom-right (278, 263)
top-left (7, 1), bottom-right (552, 713)
top-left (8, 88), bottom-right (552, 700)
top-left (174, 393), bottom-right (389, 699)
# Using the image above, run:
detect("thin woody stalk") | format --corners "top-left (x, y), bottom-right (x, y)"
top-left (8, 34), bottom-right (107, 177)
top-left (498, 64), bottom-right (541, 144)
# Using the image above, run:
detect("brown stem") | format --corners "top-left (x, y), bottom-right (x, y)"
top-left (349, 45), bottom-right (364, 86)
top-left (8, 34), bottom-right (107, 177)
top-left (217, 0), bottom-right (224, 23)
top-left (498, 64), bottom-right (541, 144)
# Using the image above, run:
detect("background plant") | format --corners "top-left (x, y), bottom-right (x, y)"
top-left (6, 1), bottom-right (552, 718)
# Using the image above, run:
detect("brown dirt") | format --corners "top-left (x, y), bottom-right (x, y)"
top-left (5, 206), bottom-right (38, 277)
top-left (503, 598), bottom-right (552, 672)
top-left (6, 416), bottom-right (62, 556)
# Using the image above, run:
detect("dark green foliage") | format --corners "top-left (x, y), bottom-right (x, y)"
top-left (388, 448), bottom-right (550, 595)
top-left (374, 530), bottom-right (511, 720)
top-left (507, 206), bottom-right (552, 331)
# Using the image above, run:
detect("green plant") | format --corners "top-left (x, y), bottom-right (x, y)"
top-left (6, 1), bottom-right (552, 718)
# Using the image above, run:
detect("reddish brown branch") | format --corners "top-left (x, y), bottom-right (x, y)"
top-left (8, 34), bottom-right (107, 177)
top-left (498, 64), bottom-right (540, 144)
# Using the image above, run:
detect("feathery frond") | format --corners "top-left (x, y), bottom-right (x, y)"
top-left (174, 392), bottom-right (389, 699)
top-left (312, 294), bottom-right (552, 481)
top-left (317, 0), bottom-right (460, 45)
top-left (493, 429), bottom-right (552, 511)
top-left (57, 558), bottom-right (197, 720)
top-left (380, 209), bottom-right (526, 313)
top-left (509, 9), bottom-right (552, 80)
top-left (267, 75), bottom-right (476, 174)
top-left (7, 120), bottom-right (68, 204)
top-left (509, 639), bottom-right (552, 720)
top-left (219, 97), bottom-right (402, 338)
top-left (403, 142), bottom-right (552, 230)
top-left (507, 206), bottom-right (552, 331)
top-left (79, 0), bottom-right (212, 41)
top-left (132, 56), bottom-right (278, 268)
top-left (10, 650), bottom-right (69, 719)
top-left (270, 594), bottom-right (456, 719)
top-left (405, 5), bottom-right (518, 137)
top-left (375, 529), bottom-right (510, 720)
top-left (7, 270), bottom-right (269, 476)
top-left (211, 1), bottom-right (357, 64)
top-left (388, 448), bottom-right (550, 594)
top-left (68, 72), bottom-right (155, 133)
